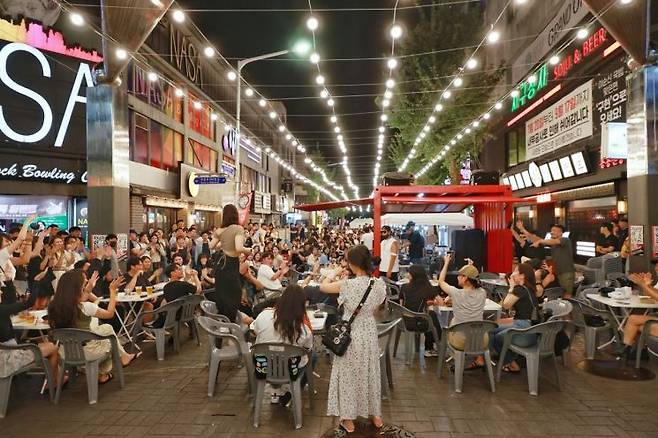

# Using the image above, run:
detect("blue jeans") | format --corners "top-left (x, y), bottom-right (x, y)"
top-left (490, 320), bottom-right (536, 365)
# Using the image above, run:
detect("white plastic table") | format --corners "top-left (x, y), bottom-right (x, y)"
top-left (395, 279), bottom-right (439, 287)
top-left (306, 309), bottom-right (328, 333)
top-left (431, 299), bottom-right (502, 329)
top-left (11, 312), bottom-right (50, 338)
top-left (586, 293), bottom-right (658, 330)
top-left (101, 290), bottom-right (164, 346)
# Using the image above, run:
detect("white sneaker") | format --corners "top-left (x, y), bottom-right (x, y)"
top-left (424, 349), bottom-right (439, 358)
top-left (270, 394), bottom-right (280, 404)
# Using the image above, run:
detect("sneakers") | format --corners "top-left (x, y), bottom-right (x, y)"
top-left (270, 394), bottom-right (280, 404)
top-left (424, 349), bottom-right (439, 357)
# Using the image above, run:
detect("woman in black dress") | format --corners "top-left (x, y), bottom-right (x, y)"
top-left (210, 204), bottom-right (251, 322)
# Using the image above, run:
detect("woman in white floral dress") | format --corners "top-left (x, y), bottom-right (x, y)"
top-left (320, 245), bottom-right (387, 433)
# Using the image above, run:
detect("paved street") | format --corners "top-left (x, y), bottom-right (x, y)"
top-left (2, 333), bottom-right (657, 438)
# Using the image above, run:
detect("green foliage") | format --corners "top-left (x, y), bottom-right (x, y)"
top-left (388, 2), bottom-right (504, 184)
top-left (327, 207), bottom-right (348, 220)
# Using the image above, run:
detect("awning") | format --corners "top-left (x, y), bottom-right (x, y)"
top-left (381, 213), bottom-right (474, 227)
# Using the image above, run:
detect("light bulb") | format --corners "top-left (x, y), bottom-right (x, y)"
top-left (378, 126), bottom-right (385, 133)
top-left (258, 99), bottom-right (266, 107)
top-left (193, 101), bottom-right (202, 110)
top-left (443, 90), bottom-right (451, 99)
top-left (382, 99), bottom-right (390, 107)
top-left (381, 114), bottom-right (388, 122)
top-left (384, 90), bottom-right (393, 99)
top-left (487, 30), bottom-right (500, 44)
top-left (306, 16), bottom-right (319, 31)
top-left (210, 113), bottom-right (218, 121)
top-left (435, 103), bottom-right (443, 112)
top-left (174, 88), bottom-right (184, 97)
top-left (527, 74), bottom-right (537, 84)
top-left (172, 9), bottom-right (185, 23)
top-left (577, 28), bottom-right (588, 39)
top-left (310, 53), bottom-right (320, 64)
top-left (453, 77), bottom-right (463, 87)
top-left (147, 72), bottom-right (158, 82)
top-left (494, 102), bottom-right (503, 110)
top-left (483, 112), bottom-right (491, 119)
top-left (466, 58), bottom-right (478, 69)
top-left (429, 116), bottom-right (436, 123)
top-left (316, 75), bottom-right (325, 85)
top-left (269, 111), bottom-right (277, 119)
top-left (511, 89), bottom-right (520, 98)
top-left (387, 58), bottom-right (398, 69)
top-left (330, 115), bottom-right (337, 123)
top-left (327, 99), bottom-right (335, 107)
top-left (390, 24), bottom-right (403, 39)
top-left (115, 48), bottom-right (128, 60)
top-left (227, 71), bottom-right (237, 81)
top-left (278, 125), bottom-right (285, 132)
top-left (386, 78), bottom-right (395, 88)
top-left (70, 13), bottom-right (84, 26)
top-left (549, 55), bottom-right (560, 65)
top-left (244, 88), bottom-right (254, 97)
top-left (204, 46), bottom-right (215, 58)
top-left (334, 127), bottom-right (341, 133)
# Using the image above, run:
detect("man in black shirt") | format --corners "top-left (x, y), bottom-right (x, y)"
top-left (121, 257), bottom-right (149, 293)
top-left (162, 264), bottom-right (200, 304)
top-left (595, 222), bottom-right (618, 256)
top-left (406, 221), bottom-right (425, 265)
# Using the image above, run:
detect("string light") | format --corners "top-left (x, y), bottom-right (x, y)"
top-left (115, 48), bottom-right (128, 60)
top-left (171, 9), bottom-right (185, 23)
top-left (70, 13), bottom-right (84, 26)
top-left (227, 71), bottom-right (237, 81)
top-left (147, 71), bottom-right (158, 82)
top-left (258, 99), bottom-right (267, 107)
top-left (306, 16), bottom-right (319, 31)
top-left (310, 53), bottom-right (320, 64)
top-left (390, 24), bottom-right (403, 39)
top-left (203, 46), bottom-right (215, 58)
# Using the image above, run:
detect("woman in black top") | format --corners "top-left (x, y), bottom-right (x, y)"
top-left (400, 265), bottom-right (441, 356)
top-left (490, 262), bottom-right (539, 372)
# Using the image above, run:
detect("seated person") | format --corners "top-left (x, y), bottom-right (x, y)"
top-left (401, 264), bottom-right (441, 357)
top-left (250, 284), bottom-right (312, 405)
top-left (618, 272), bottom-right (658, 361)
top-left (257, 251), bottom-right (289, 294)
top-left (121, 257), bottom-right (149, 293)
top-left (161, 263), bottom-right (201, 304)
top-left (535, 260), bottom-right (559, 301)
top-left (140, 255), bottom-right (163, 286)
top-left (434, 255), bottom-right (487, 363)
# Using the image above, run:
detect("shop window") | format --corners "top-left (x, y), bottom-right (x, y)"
top-left (152, 122), bottom-right (183, 171)
top-left (506, 129), bottom-right (526, 167)
top-left (132, 112), bottom-right (149, 165)
top-left (187, 92), bottom-right (212, 139)
top-left (187, 139), bottom-right (218, 172)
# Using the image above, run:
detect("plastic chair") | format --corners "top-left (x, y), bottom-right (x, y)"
top-left (388, 301), bottom-right (439, 367)
top-left (438, 321), bottom-right (497, 393)
top-left (200, 300), bottom-right (231, 323)
top-left (196, 315), bottom-right (254, 397)
top-left (178, 294), bottom-right (203, 346)
top-left (567, 298), bottom-right (621, 359)
top-left (132, 299), bottom-right (184, 360)
top-left (251, 342), bottom-right (313, 430)
top-left (0, 342), bottom-right (55, 417)
top-left (50, 328), bottom-right (124, 405)
top-left (635, 318), bottom-right (658, 369)
top-left (495, 320), bottom-right (569, 396)
top-left (479, 272), bottom-right (500, 280)
top-left (382, 277), bottom-right (401, 301)
top-left (544, 287), bottom-right (565, 301)
top-left (543, 299), bottom-right (573, 321)
top-left (377, 318), bottom-right (400, 399)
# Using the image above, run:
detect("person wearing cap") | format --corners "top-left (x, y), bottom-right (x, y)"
top-left (405, 221), bottom-right (425, 265)
top-left (434, 254), bottom-right (487, 359)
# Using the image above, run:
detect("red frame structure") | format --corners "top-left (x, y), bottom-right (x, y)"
top-left (295, 185), bottom-right (528, 273)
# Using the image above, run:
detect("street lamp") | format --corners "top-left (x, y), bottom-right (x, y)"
top-left (234, 40), bottom-right (310, 200)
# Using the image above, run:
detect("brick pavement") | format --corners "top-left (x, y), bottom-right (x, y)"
top-left (2, 334), bottom-right (657, 437)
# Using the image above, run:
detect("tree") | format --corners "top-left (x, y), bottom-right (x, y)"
top-left (388, 2), bottom-right (504, 185)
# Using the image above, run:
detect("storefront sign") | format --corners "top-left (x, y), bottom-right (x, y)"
top-left (593, 58), bottom-right (628, 126)
top-left (193, 175), bottom-right (227, 185)
top-left (525, 80), bottom-right (593, 160)
top-left (187, 172), bottom-right (199, 197)
top-left (630, 225), bottom-right (644, 256)
top-left (169, 23), bottom-right (202, 85)
top-left (553, 28), bottom-right (609, 80)
top-left (537, 193), bottom-right (552, 203)
top-left (512, 0), bottom-right (589, 83)
top-left (0, 158), bottom-right (86, 184)
top-left (237, 192), bottom-right (252, 225)
top-left (221, 157), bottom-right (236, 177)
top-left (0, 195), bottom-right (69, 231)
top-left (512, 65), bottom-right (548, 112)
top-left (506, 151), bottom-right (589, 191)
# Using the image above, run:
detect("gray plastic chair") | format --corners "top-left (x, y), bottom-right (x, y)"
top-left (377, 318), bottom-right (400, 399)
top-left (50, 328), bottom-right (124, 405)
top-left (0, 342), bottom-right (55, 417)
top-left (251, 342), bottom-right (313, 430)
top-left (479, 272), bottom-right (500, 280)
top-left (567, 298), bottom-right (621, 359)
top-left (635, 318), bottom-right (658, 369)
top-left (544, 287), bottom-right (565, 301)
top-left (382, 277), bottom-right (401, 301)
top-left (132, 299), bottom-right (184, 360)
top-left (388, 301), bottom-right (439, 368)
top-left (543, 299), bottom-right (573, 321)
top-left (438, 320), bottom-right (497, 393)
top-left (178, 294), bottom-right (203, 346)
top-left (495, 320), bottom-right (568, 396)
top-left (200, 300), bottom-right (231, 323)
top-left (197, 315), bottom-right (254, 397)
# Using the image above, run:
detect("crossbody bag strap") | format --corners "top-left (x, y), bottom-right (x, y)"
top-left (348, 279), bottom-right (375, 325)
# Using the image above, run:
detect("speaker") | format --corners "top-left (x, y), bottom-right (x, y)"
top-left (450, 229), bottom-right (485, 271)
top-left (470, 170), bottom-right (500, 185)
top-left (382, 171), bottom-right (414, 186)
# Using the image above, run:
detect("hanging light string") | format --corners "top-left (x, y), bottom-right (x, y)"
top-left (398, 0), bottom-right (513, 173)
top-left (369, 0), bottom-right (402, 196)
top-left (58, 0), bottom-right (341, 201)
top-left (413, 0), bottom-right (622, 179)
top-left (305, 0), bottom-right (353, 201)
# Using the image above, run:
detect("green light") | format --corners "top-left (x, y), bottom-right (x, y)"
top-left (511, 64), bottom-right (548, 112)
top-left (292, 40), bottom-right (311, 56)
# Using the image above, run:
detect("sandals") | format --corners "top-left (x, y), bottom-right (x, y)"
top-left (98, 373), bottom-right (113, 385)
top-left (465, 360), bottom-right (484, 371)
top-left (122, 351), bottom-right (143, 367)
top-left (502, 364), bottom-right (521, 374)
top-left (339, 420), bottom-right (355, 433)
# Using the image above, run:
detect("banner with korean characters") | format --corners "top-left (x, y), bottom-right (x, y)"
top-left (593, 57), bottom-right (629, 125)
top-left (525, 80), bottom-right (593, 160)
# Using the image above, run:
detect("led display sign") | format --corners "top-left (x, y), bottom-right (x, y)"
top-left (511, 65), bottom-right (548, 112)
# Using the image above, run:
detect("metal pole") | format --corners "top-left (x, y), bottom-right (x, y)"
top-left (233, 49), bottom-right (290, 203)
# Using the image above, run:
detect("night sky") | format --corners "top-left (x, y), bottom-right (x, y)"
top-left (183, 0), bottom-right (417, 193)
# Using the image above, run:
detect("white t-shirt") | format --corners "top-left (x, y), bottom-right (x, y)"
top-left (80, 301), bottom-right (100, 317)
top-left (257, 264), bottom-right (282, 291)
top-left (250, 308), bottom-right (312, 366)
top-left (379, 237), bottom-right (400, 273)
top-left (361, 232), bottom-right (374, 251)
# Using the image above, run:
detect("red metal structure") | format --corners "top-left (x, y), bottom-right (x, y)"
top-left (295, 184), bottom-right (527, 273)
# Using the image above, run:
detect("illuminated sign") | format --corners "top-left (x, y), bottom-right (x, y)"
top-left (537, 193), bottom-right (552, 203)
top-left (0, 160), bottom-right (86, 184)
top-left (511, 65), bottom-right (548, 112)
top-left (506, 151), bottom-right (589, 191)
top-left (553, 28), bottom-right (609, 80)
top-left (169, 23), bottom-right (202, 85)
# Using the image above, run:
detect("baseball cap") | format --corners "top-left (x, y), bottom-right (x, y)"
top-left (457, 264), bottom-right (479, 280)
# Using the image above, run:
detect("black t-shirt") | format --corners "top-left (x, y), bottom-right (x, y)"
top-left (401, 282), bottom-right (437, 312)
top-left (595, 234), bottom-right (619, 255)
top-left (120, 273), bottom-right (149, 292)
top-left (522, 242), bottom-right (546, 261)
top-left (511, 285), bottom-right (537, 320)
top-left (163, 280), bottom-right (196, 303)
top-left (408, 231), bottom-right (425, 258)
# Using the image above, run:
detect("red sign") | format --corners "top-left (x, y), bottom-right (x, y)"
top-left (553, 28), bottom-right (609, 80)
top-left (599, 158), bottom-right (625, 169)
top-left (237, 192), bottom-right (252, 226)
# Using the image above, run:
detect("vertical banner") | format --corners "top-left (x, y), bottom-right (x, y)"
top-left (630, 225), bottom-right (644, 256)
top-left (237, 192), bottom-right (252, 226)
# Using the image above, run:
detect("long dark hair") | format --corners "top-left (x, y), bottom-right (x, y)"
top-left (516, 262), bottom-right (537, 296)
top-left (408, 264), bottom-right (432, 290)
top-left (346, 244), bottom-right (373, 274)
top-left (274, 285), bottom-right (307, 344)
top-left (221, 204), bottom-right (239, 228)
top-left (48, 269), bottom-right (86, 328)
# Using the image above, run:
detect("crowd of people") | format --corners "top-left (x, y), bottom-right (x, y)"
top-left (2, 206), bottom-right (658, 431)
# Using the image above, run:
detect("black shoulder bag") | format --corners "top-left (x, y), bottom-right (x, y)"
top-left (322, 279), bottom-right (375, 356)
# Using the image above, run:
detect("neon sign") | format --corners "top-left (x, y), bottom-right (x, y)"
top-left (553, 28), bottom-right (608, 80)
top-left (511, 64), bottom-right (549, 112)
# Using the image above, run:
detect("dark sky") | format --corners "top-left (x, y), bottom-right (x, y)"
top-left (183, 0), bottom-right (414, 193)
